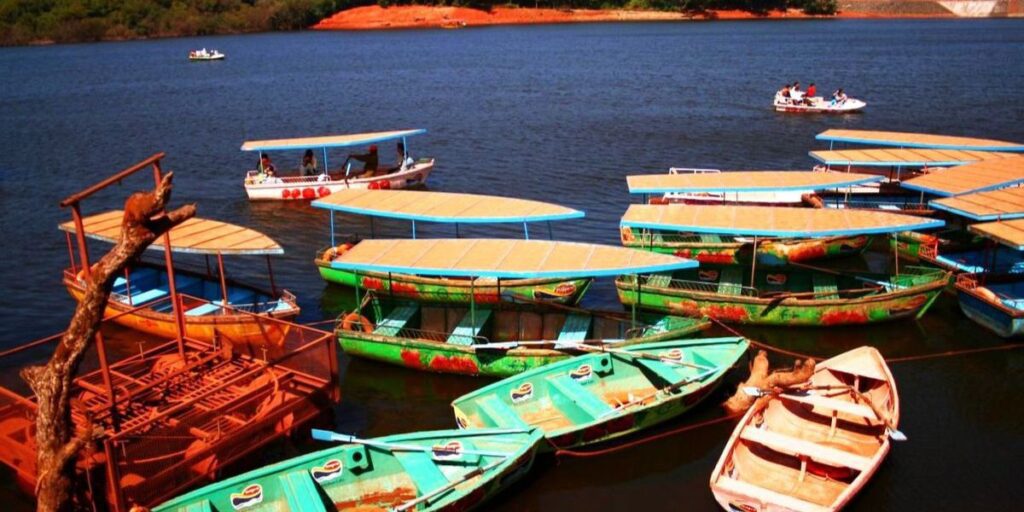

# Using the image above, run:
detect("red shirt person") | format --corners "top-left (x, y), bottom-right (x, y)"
top-left (807, 83), bottom-right (817, 97)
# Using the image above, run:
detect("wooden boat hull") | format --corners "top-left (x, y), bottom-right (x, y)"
top-left (244, 160), bottom-right (434, 200)
top-left (154, 428), bottom-right (543, 512)
top-left (316, 261), bottom-right (592, 306)
top-left (615, 268), bottom-right (949, 326)
top-left (337, 303), bottom-right (710, 378)
top-left (955, 274), bottom-right (1024, 338)
top-left (452, 338), bottom-right (748, 449)
top-left (65, 266), bottom-right (299, 346)
top-left (710, 346), bottom-right (898, 512)
top-left (621, 227), bottom-right (870, 267)
top-left (773, 98), bottom-right (866, 114)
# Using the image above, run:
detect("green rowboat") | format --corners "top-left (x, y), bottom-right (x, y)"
top-left (337, 298), bottom-right (711, 378)
top-left (154, 428), bottom-right (544, 512)
top-left (615, 266), bottom-right (950, 326)
top-left (451, 337), bottom-right (748, 449)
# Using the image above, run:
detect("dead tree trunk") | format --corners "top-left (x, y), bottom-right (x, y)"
top-left (723, 350), bottom-right (816, 415)
top-left (21, 173), bottom-right (195, 512)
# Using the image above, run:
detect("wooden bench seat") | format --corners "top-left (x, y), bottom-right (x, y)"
top-left (476, 395), bottom-right (529, 429)
top-left (374, 305), bottom-right (419, 337)
top-left (779, 392), bottom-right (878, 421)
top-left (279, 469), bottom-right (328, 512)
top-left (547, 374), bottom-right (612, 419)
top-left (740, 427), bottom-right (873, 472)
top-left (555, 314), bottom-right (591, 344)
top-left (447, 309), bottom-right (491, 346)
top-left (393, 451), bottom-right (450, 496)
top-left (714, 475), bottom-right (832, 512)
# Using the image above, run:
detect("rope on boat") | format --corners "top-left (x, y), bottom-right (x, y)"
top-left (551, 412), bottom-right (744, 459)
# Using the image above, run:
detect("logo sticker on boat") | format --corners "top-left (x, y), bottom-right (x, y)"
top-left (310, 459), bottom-right (343, 483)
top-left (432, 440), bottom-right (463, 459)
top-left (659, 349), bottom-right (684, 363)
top-left (455, 409), bottom-right (470, 429)
top-left (230, 484), bottom-right (263, 510)
top-left (698, 270), bottom-right (719, 282)
top-left (766, 274), bottom-right (788, 285)
top-left (510, 382), bottom-right (534, 404)
top-left (570, 364), bottom-right (593, 383)
top-left (553, 282), bottom-right (577, 296)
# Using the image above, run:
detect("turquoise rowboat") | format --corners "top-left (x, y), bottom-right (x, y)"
top-left (451, 337), bottom-right (748, 449)
top-left (154, 428), bottom-right (544, 512)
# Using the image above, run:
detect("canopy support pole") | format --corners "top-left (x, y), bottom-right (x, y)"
top-left (455, 223), bottom-right (460, 238)
top-left (470, 278), bottom-right (476, 328)
top-left (631, 274), bottom-right (640, 329)
top-left (370, 217), bottom-right (376, 238)
top-left (266, 255), bottom-right (277, 296)
top-left (388, 272), bottom-right (393, 299)
top-left (412, 220), bottom-right (417, 239)
top-left (217, 253), bottom-right (229, 307)
top-left (124, 268), bottom-right (132, 306)
top-left (893, 235), bottom-right (900, 277)
top-left (750, 236), bottom-right (759, 288)
top-left (547, 221), bottom-right (553, 240)
top-left (523, 222), bottom-right (530, 240)
top-left (354, 270), bottom-right (361, 311)
top-left (323, 147), bottom-right (329, 174)
top-left (330, 210), bottom-right (336, 247)
top-left (205, 255), bottom-right (211, 276)
top-left (152, 160), bottom-right (187, 360)
top-left (65, 231), bottom-right (77, 274)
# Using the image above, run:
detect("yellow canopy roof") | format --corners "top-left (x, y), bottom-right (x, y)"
top-left (241, 129), bottom-right (426, 152)
top-left (931, 187), bottom-right (1024, 221)
top-left (809, 148), bottom-right (1017, 167)
top-left (312, 190), bottom-right (583, 223)
top-left (970, 219), bottom-right (1024, 251)
top-left (626, 171), bottom-right (883, 194)
top-left (817, 129), bottom-right (1024, 152)
top-left (329, 239), bottom-right (696, 278)
top-left (621, 204), bottom-right (943, 237)
top-left (901, 156), bottom-right (1024, 197)
top-left (59, 210), bottom-right (283, 255)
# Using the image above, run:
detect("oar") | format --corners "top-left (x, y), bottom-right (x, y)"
top-left (600, 366), bottom-right (720, 417)
top-left (560, 342), bottom-right (716, 372)
top-left (390, 457), bottom-right (507, 512)
top-left (311, 429), bottom-right (517, 457)
top-left (472, 339), bottom-right (622, 352)
top-left (789, 261), bottom-right (900, 290)
top-left (741, 386), bottom-right (906, 441)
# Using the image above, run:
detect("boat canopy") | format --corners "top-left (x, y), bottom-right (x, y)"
top-left (620, 204), bottom-right (944, 237)
top-left (816, 129), bottom-right (1024, 152)
top-left (312, 189), bottom-right (583, 224)
top-left (328, 239), bottom-right (697, 278)
top-left (626, 171), bottom-right (883, 194)
top-left (59, 210), bottom-right (283, 255)
top-left (931, 187), bottom-right (1024, 221)
top-left (900, 156), bottom-right (1024, 197)
top-left (241, 129), bottom-right (426, 152)
top-left (809, 148), bottom-right (1016, 167)
top-left (970, 219), bottom-right (1024, 251)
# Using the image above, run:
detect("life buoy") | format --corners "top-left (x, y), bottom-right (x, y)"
top-left (318, 186), bottom-right (330, 197)
top-left (341, 312), bottom-right (373, 333)
top-left (620, 225), bottom-right (636, 243)
top-left (302, 188), bottom-right (316, 199)
top-left (377, 179), bottom-right (391, 189)
top-left (281, 189), bottom-right (290, 199)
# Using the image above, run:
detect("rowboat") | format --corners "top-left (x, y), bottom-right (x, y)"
top-left (953, 218), bottom-right (1024, 337)
top-left (241, 130), bottom-right (434, 200)
top-left (60, 210), bottom-right (298, 346)
top-left (330, 238), bottom-right (702, 377)
top-left (710, 346), bottom-right (900, 512)
top-left (619, 205), bottom-right (940, 267)
top-left (188, 48), bottom-right (225, 61)
top-left (816, 128), bottom-right (1024, 152)
top-left (313, 189), bottom-right (590, 305)
top-left (451, 337), bottom-right (748, 449)
top-left (773, 95), bottom-right (866, 114)
top-left (154, 428), bottom-right (544, 512)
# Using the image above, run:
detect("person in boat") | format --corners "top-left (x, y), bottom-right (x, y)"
top-left (300, 149), bottom-right (319, 176)
top-left (777, 84), bottom-right (791, 103)
top-left (790, 81), bottom-right (803, 102)
top-left (389, 142), bottom-right (414, 173)
top-left (255, 153), bottom-right (275, 183)
top-left (804, 82), bottom-right (817, 105)
top-left (831, 88), bottom-right (848, 106)
top-left (347, 144), bottom-right (379, 178)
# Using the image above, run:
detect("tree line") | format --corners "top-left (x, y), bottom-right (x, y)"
top-left (1, 0), bottom-right (836, 46)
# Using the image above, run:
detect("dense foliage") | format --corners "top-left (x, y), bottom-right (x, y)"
top-left (0, 0), bottom-right (836, 46)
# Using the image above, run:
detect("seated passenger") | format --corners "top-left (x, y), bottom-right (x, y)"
top-left (347, 145), bottom-right (379, 178)
top-left (300, 149), bottom-right (319, 176)
top-left (391, 142), bottom-right (414, 173)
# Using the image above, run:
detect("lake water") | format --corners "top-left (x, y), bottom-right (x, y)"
top-left (1, 19), bottom-right (1023, 510)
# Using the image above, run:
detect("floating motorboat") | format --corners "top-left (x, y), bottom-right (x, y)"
top-left (774, 94), bottom-right (865, 114)
top-left (188, 48), bottom-right (225, 61)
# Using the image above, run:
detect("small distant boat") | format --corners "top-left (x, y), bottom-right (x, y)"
top-left (774, 94), bottom-right (865, 114)
top-left (153, 428), bottom-right (544, 512)
top-left (451, 337), bottom-right (748, 449)
top-left (188, 48), bottom-right (225, 61)
top-left (441, 19), bottom-right (467, 29)
top-left (710, 346), bottom-right (901, 512)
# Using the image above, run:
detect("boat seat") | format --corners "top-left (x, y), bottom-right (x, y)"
top-left (186, 301), bottom-right (222, 317)
top-left (635, 358), bottom-right (688, 387)
top-left (128, 287), bottom-right (169, 305)
top-left (645, 274), bottom-right (673, 289)
top-left (392, 451), bottom-right (450, 496)
top-left (547, 374), bottom-right (613, 419)
top-left (717, 267), bottom-right (744, 296)
top-left (878, 204), bottom-right (900, 211)
top-left (779, 392), bottom-right (878, 421)
top-left (714, 476), bottom-right (832, 512)
top-left (812, 274), bottom-right (840, 300)
top-left (476, 395), bottom-right (529, 429)
top-left (739, 427), bottom-right (873, 472)
top-left (373, 305), bottom-right (419, 337)
top-left (182, 501), bottom-right (214, 512)
top-left (447, 309), bottom-right (491, 346)
top-left (699, 234), bottom-right (722, 244)
top-left (278, 470), bottom-right (328, 512)
top-left (555, 314), bottom-right (591, 344)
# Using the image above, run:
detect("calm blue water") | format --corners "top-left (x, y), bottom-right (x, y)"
top-left (1, 19), bottom-right (1023, 510)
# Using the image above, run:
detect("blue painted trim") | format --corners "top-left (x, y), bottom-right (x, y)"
top-left (620, 218), bottom-right (945, 238)
top-left (929, 200), bottom-right (1024, 221)
top-left (627, 175), bottom-right (884, 194)
top-left (309, 200), bottom-right (586, 224)
top-left (327, 259), bottom-right (698, 279)
top-left (808, 151), bottom-right (978, 167)
top-left (815, 133), bottom-right (1024, 152)
top-left (901, 178), bottom-right (1024, 198)
top-left (241, 129), bottom-right (427, 152)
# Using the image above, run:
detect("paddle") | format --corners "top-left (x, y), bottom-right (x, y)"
top-left (310, 429), bottom-right (520, 457)
top-left (600, 366), bottom-right (720, 417)
top-left (789, 261), bottom-right (901, 290)
top-left (559, 341), bottom-right (716, 372)
top-left (472, 339), bottom-right (623, 352)
top-left (741, 386), bottom-right (906, 441)
top-left (391, 457), bottom-right (508, 512)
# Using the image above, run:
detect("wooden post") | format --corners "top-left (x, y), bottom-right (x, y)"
top-left (153, 159), bottom-right (186, 358)
top-left (217, 253), bottom-right (229, 306)
top-left (750, 236), bottom-right (759, 289)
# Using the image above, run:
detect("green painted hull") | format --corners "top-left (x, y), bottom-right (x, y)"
top-left (451, 337), bottom-right (748, 449)
top-left (337, 302), bottom-right (711, 378)
top-left (616, 266), bottom-right (950, 326)
top-left (317, 262), bottom-right (591, 305)
top-left (154, 428), bottom-right (544, 512)
top-left (621, 227), bottom-right (871, 267)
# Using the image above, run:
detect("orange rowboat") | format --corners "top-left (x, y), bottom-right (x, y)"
top-left (709, 346), bottom-right (900, 512)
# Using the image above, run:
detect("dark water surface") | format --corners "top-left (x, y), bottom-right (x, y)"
top-left (2, 19), bottom-right (1023, 510)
